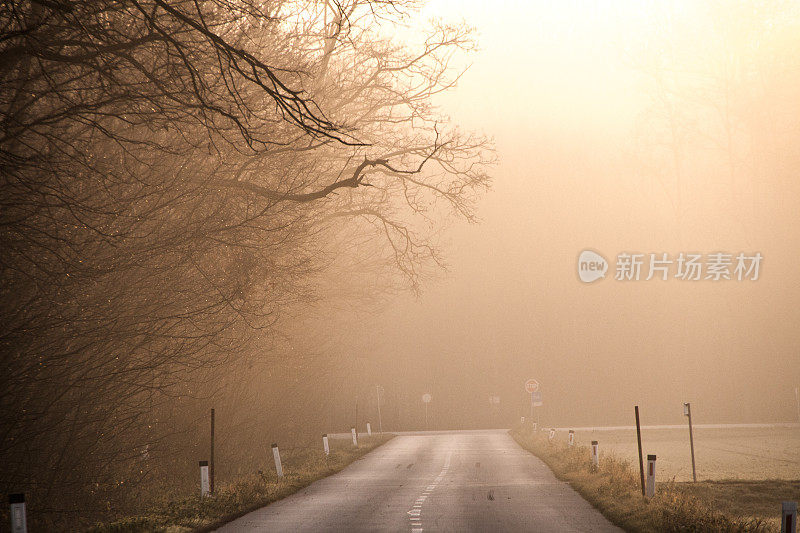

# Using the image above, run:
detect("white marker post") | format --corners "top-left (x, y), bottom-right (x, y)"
top-left (322, 434), bottom-right (330, 456)
top-left (548, 429), bottom-right (555, 442)
top-left (521, 416), bottom-right (525, 425)
top-left (9, 494), bottom-right (26, 533)
top-left (646, 454), bottom-right (656, 498)
top-left (367, 422), bottom-right (372, 436)
top-left (272, 443), bottom-right (283, 478)
top-left (422, 393), bottom-right (432, 430)
top-left (351, 427), bottom-right (358, 447)
top-left (568, 430), bottom-right (575, 446)
top-left (783, 501), bottom-right (797, 533)
top-left (533, 422), bottom-right (538, 431)
top-left (591, 441), bottom-right (599, 468)
top-left (376, 385), bottom-right (384, 434)
top-left (199, 461), bottom-right (210, 497)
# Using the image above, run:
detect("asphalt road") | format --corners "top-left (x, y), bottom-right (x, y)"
top-left (216, 430), bottom-right (622, 532)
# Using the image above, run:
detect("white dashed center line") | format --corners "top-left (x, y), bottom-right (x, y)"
top-left (407, 451), bottom-right (452, 532)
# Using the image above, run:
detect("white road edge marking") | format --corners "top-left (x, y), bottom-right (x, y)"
top-left (407, 451), bottom-right (452, 532)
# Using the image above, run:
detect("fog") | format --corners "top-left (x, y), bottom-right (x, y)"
top-left (315, 0), bottom-right (800, 429)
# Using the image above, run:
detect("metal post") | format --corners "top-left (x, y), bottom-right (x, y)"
top-left (9, 493), bottom-right (26, 533)
top-left (376, 385), bottom-right (383, 433)
top-left (530, 392), bottom-right (534, 419)
top-left (783, 501), bottom-right (797, 533)
top-left (210, 408), bottom-right (215, 495)
top-left (635, 405), bottom-right (645, 497)
top-left (685, 402), bottom-right (697, 482)
top-left (646, 454), bottom-right (656, 498)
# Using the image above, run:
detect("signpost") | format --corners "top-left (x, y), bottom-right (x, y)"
top-left (422, 393), bottom-right (431, 430)
top-left (524, 379), bottom-right (541, 426)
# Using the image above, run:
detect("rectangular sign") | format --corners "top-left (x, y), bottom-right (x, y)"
top-left (532, 390), bottom-right (543, 406)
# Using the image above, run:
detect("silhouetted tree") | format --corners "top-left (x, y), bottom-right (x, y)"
top-left (0, 1), bottom-right (492, 527)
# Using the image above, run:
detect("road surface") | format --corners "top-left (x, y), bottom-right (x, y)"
top-left (217, 430), bottom-right (622, 532)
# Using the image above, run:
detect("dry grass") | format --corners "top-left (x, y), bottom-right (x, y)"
top-left (511, 426), bottom-right (784, 532)
top-left (568, 426), bottom-right (800, 481)
top-left (87, 434), bottom-right (394, 533)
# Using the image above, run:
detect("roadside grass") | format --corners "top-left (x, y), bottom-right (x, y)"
top-left (87, 434), bottom-right (394, 533)
top-left (510, 426), bottom-right (794, 532)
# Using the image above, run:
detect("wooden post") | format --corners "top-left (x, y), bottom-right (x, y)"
top-left (568, 429), bottom-right (575, 446)
top-left (635, 405), bottom-right (645, 497)
top-left (591, 441), bottom-right (599, 468)
top-left (210, 408), bottom-right (215, 495)
top-left (684, 402), bottom-right (697, 482)
top-left (795, 387), bottom-right (800, 424)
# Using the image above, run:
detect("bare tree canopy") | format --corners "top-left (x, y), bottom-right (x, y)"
top-left (0, 0), bottom-right (492, 527)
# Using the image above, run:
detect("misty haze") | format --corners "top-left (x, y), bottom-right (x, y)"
top-left (1, 1), bottom-right (799, 532)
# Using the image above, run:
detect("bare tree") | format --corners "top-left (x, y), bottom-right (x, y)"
top-left (0, 0), bottom-right (492, 527)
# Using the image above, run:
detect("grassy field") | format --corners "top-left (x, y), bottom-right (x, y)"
top-left (562, 425), bottom-right (800, 482)
top-left (513, 425), bottom-right (800, 532)
top-left (87, 434), bottom-right (393, 533)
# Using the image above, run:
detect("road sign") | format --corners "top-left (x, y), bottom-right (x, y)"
top-left (532, 390), bottom-right (542, 406)
top-left (422, 393), bottom-right (431, 403)
top-left (525, 379), bottom-right (540, 393)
